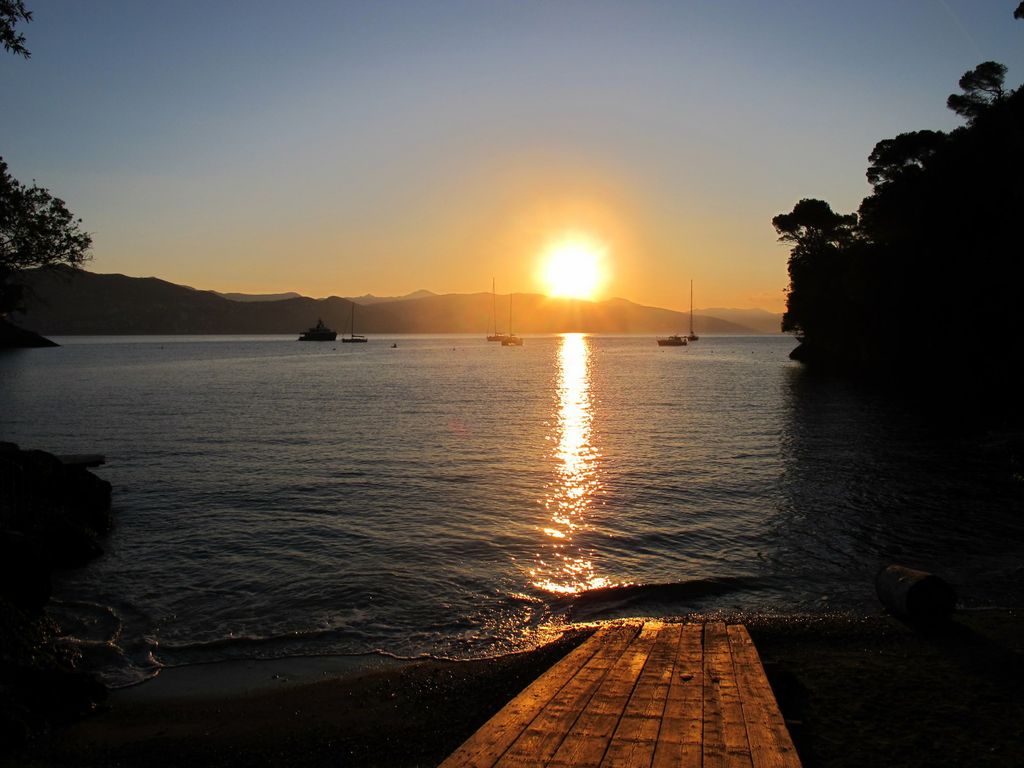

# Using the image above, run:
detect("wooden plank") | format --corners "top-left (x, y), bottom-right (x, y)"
top-left (702, 622), bottom-right (752, 768)
top-left (495, 623), bottom-right (640, 768)
top-left (652, 624), bottom-right (702, 768)
top-left (600, 623), bottom-right (681, 767)
top-left (726, 626), bottom-right (801, 768)
top-left (494, 622), bottom-right (642, 768)
top-left (440, 623), bottom-right (634, 768)
top-left (545, 621), bottom-right (664, 768)
top-left (443, 621), bottom-right (799, 768)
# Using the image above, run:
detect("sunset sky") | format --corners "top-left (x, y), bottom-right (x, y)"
top-left (3, 1), bottom-right (1022, 312)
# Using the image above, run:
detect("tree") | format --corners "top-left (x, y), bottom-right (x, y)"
top-left (773, 199), bottom-right (860, 338)
top-left (865, 130), bottom-right (946, 188)
top-left (947, 61), bottom-right (1008, 124)
top-left (0, 157), bottom-right (92, 314)
top-left (771, 198), bottom-right (857, 251)
top-left (1015, 2), bottom-right (1023, 21)
top-left (1, 3), bottom-right (92, 319)
top-left (0, 0), bottom-right (31, 58)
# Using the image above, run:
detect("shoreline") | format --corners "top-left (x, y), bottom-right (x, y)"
top-left (5, 609), bottom-right (1022, 767)
top-left (113, 652), bottom-right (411, 702)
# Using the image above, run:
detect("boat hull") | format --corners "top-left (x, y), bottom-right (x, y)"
top-left (299, 331), bottom-right (337, 341)
top-left (657, 336), bottom-right (687, 347)
top-left (342, 336), bottom-right (368, 343)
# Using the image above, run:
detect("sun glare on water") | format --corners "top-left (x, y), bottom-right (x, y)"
top-left (538, 236), bottom-right (607, 300)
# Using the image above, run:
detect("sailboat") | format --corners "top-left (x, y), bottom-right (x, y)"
top-left (501, 292), bottom-right (523, 346)
top-left (342, 302), bottom-right (368, 343)
top-left (486, 278), bottom-right (508, 342)
top-left (687, 280), bottom-right (700, 342)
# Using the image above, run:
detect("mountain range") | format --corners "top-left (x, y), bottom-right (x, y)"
top-left (12, 267), bottom-right (782, 336)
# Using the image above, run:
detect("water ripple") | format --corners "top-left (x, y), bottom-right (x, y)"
top-left (2, 334), bottom-right (1021, 683)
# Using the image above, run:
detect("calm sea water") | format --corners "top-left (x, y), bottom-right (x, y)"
top-left (2, 334), bottom-right (1022, 686)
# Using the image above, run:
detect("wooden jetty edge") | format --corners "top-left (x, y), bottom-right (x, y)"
top-left (440, 621), bottom-right (800, 768)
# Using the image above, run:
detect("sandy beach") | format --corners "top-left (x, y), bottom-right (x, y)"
top-left (5, 610), bottom-right (1021, 768)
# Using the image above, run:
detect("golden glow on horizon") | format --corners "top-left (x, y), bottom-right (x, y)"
top-left (530, 334), bottom-right (610, 595)
top-left (538, 235), bottom-right (607, 300)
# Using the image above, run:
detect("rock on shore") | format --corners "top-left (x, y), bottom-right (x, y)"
top-left (0, 443), bottom-right (112, 748)
top-left (0, 319), bottom-right (57, 348)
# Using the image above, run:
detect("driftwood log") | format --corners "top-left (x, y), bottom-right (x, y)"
top-left (875, 564), bottom-right (956, 623)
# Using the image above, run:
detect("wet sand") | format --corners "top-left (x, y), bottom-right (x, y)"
top-left (6, 611), bottom-right (1022, 768)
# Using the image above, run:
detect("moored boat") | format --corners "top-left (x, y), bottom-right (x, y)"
top-left (687, 280), bottom-right (700, 341)
top-left (656, 334), bottom-right (687, 347)
top-left (342, 303), bottom-right (368, 343)
top-left (299, 318), bottom-right (337, 341)
top-left (502, 293), bottom-right (523, 346)
top-left (486, 277), bottom-right (508, 342)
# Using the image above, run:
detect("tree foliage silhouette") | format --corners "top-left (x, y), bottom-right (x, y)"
top-left (0, 0), bottom-right (31, 58)
top-left (1, 3), bottom-right (93, 320)
top-left (1, 158), bottom-right (92, 314)
top-left (865, 130), bottom-right (946, 188)
top-left (947, 61), bottom-right (1008, 124)
top-left (773, 200), bottom-right (862, 344)
top-left (777, 43), bottom-right (1024, 389)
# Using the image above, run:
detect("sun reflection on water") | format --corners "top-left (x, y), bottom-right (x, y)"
top-left (530, 333), bottom-right (609, 595)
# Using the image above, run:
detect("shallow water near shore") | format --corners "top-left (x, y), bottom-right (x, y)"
top-left (2, 334), bottom-right (1022, 686)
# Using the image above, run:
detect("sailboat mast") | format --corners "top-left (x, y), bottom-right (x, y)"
top-left (689, 280), bottom-right (694, 335)
top-left (492, 277), bottom-right (497, 335)
top-left (351, 302), bottom-right (355, 338)
top-left (508, 292), bottom-right (513, 335)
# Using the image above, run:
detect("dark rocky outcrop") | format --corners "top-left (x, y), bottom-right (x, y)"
top-left (0, 443), bottom-right (113, 748)
top-left (0, 318), bottom-right (57, 348)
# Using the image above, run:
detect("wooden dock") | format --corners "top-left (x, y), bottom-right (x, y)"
top-left (440, 621), bottom-right (800, 768)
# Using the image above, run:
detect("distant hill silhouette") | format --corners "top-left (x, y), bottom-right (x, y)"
top-left (215, 291), bottom-right (303, 302)
top-left (347, 289), bottom-right (437, 305)
top-left (12, 267), bottom-right (780, 336)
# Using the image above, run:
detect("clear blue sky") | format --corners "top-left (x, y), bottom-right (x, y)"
top-left (3, 1), bottom-right (1022, 310)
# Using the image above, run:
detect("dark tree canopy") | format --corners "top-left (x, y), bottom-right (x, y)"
top-left (0, 157), bottom-right (92, 313)
top-left (0, 0), bottom-right (31, 58)
top-left (1015, 2), bottom-right (1023, 20)
top-left (865, 130), bottom-right (946, 188)
top-left (947, 61), bottom-right (1008, 123)
top-left (773, 200), bottom-right (862, 339)
top-left (772, 199), bottom-right (857, 248)
top-left (777, 64), bottom-right (1024, 391)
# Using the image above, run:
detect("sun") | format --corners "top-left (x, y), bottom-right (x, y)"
top-left (538, 236), bottom-right (607, 300)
